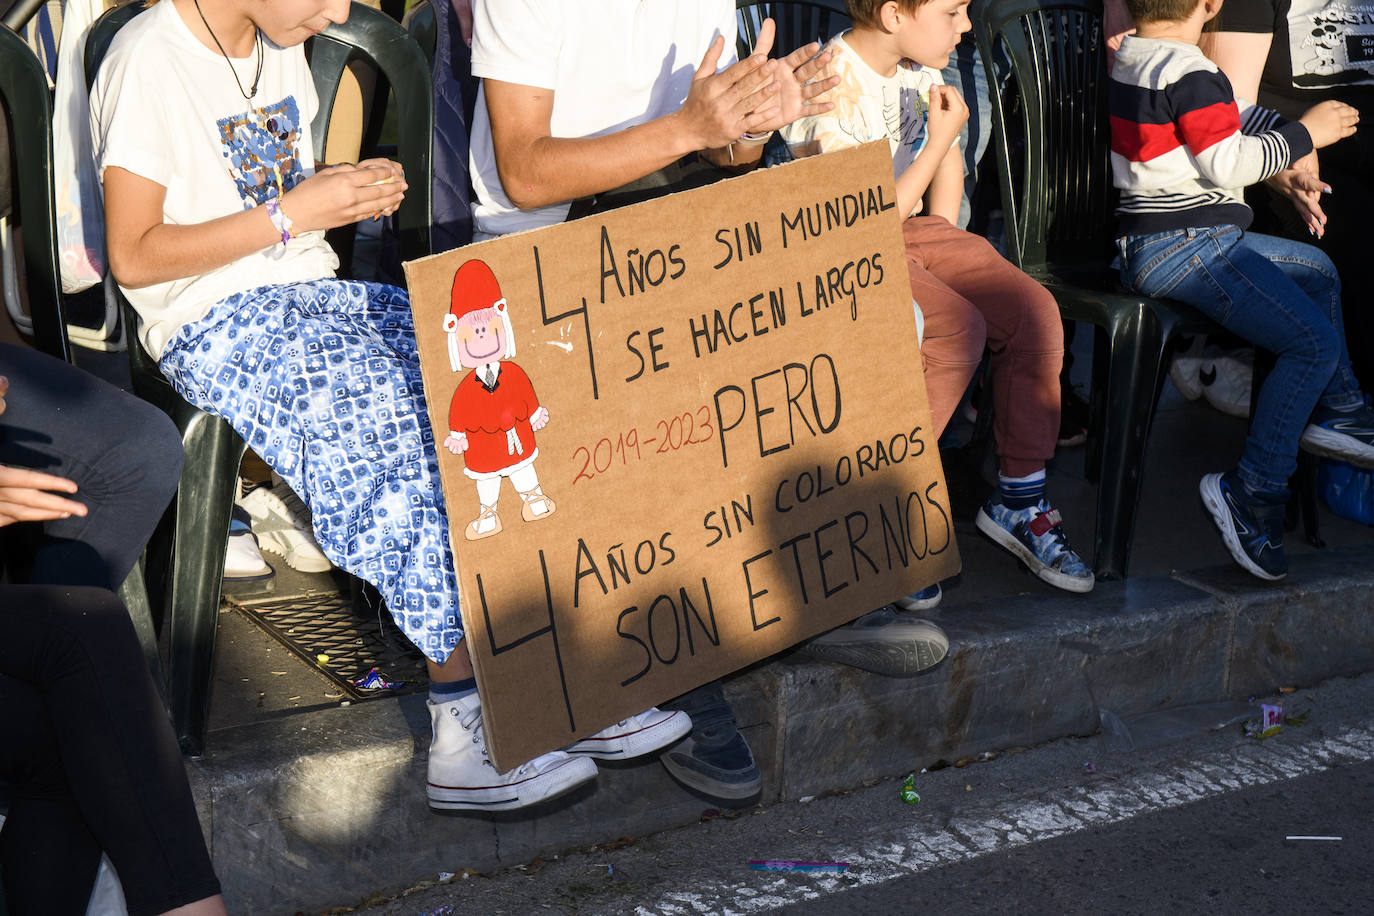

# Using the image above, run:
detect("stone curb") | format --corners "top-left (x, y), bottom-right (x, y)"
top-left (193, 546), bottom-right (1374, 913)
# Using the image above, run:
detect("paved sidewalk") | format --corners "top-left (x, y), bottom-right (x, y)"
top-left (187, 385), bottom-right (1374, 913)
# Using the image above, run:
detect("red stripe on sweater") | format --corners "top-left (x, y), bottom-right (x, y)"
top-left (1176, 99), bottom-right (1241, 154)
top-left (1109, 116), bottom-right (1182, 162)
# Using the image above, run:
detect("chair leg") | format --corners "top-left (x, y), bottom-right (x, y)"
top-left (1296, 450), bottom-right (1324, 548)
top-left (117, 559), bottom-right (168, 707)
top-left (1084, 325), bottom-right (1111, 485)
top-left (1091, 307), bottom-right (1172, 581)
top-left (165, 409), bottom-right (246, 756)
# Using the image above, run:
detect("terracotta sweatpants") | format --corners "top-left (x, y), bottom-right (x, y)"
top-left (904, 216), bottom-right (1063, 478)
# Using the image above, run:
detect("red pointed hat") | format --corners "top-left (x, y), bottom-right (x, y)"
top-left (443, 259), bottom-right (507, 332)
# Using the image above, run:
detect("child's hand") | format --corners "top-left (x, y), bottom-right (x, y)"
top-left (281, 162), bottom-right (408, 233)
top-left (1299, 100), bottom-right (1359, 149)
top-left (926, 85), bottom-right (969, 149)
top-left (531, 406), bottom-right (550, 431)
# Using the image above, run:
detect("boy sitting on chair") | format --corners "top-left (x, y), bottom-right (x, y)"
top-left (782, 0), bottom-right (1095, 601)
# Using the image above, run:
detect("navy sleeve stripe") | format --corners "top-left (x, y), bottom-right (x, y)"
top-left (1110, 68), bottom-right (1236, 126)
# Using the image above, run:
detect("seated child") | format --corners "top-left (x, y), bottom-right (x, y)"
top-left (1110, 0), bottom-right (1368, 579)
top-left (88, 0), bottom-right (689, 812)
top-left (781, 0), bottom-right (1095, 599)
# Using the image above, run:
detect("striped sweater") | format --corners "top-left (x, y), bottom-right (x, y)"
top-left (1109, 35), bottom-right (1313, 237)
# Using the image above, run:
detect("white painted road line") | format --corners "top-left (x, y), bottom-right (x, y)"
top-left (634, 727), bottom-right (1374, 915)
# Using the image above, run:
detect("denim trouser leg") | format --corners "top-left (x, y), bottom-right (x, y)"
top-left (1118, 227), bottom-right (1361, 495)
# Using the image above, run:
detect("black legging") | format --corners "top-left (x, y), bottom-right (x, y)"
top-left (0, 586), bottom-right (221, 916)
top-left (0, 343), bottom-right (217, 913)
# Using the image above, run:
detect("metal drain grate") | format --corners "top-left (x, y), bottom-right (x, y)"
top-left (226, 590), bottom-right (428, 701)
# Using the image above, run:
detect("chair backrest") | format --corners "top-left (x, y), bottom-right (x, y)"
top-left (86, 2), bottom-right (432, 265)
top-left (972, 0), bottom-right (1116, 273)
top-left (84, 0), bottom-right (433, 383)
top-left (401, 0), bottom-right (437, 66)
top-left (736, 0), bottom-right (851, 60)
top-left (308, 4), bottom-right (433, 262)
top-left (0, 23), bottom-right (68, 360)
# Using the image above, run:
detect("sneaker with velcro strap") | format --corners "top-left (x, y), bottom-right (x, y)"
top-left (894, 581), bottom-right (942, 612)
top-left (1198, 471), bottom-right (1287, 580)
top-left (975, 497), bottom-right (1095, 593)
top-left (1300, 402), bottom-right (1374, 467)
top-left (660, 681), bottom-right (762, 804)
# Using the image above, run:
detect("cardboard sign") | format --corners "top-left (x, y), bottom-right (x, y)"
top-left (404, 142), bottom-right (960, 769)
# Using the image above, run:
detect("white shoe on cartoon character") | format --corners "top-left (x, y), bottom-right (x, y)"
top-left (465, 503), bottom-right (502, 541)
top-left (518, 487), bottom-right (556, 522)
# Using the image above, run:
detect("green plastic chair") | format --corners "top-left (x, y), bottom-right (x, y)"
top-left (3, 17), bottom-right (172, 707)
top-left (402, 0), bottom-right (437, 65)
top-left (971, 0), bottom-right (1229, 580)
top-left (0, 24), bottom-right (66, 362)
top-left (85, 1), bottom-right (433, 755)
top-left (735, 0), bottom-right (850, 59)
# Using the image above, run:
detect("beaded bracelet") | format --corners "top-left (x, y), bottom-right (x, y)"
top-left (264, 198), bottom-right (294, 258)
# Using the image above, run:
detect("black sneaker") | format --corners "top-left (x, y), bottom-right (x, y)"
top-left (660, 681), bottom-right (761, 806)
top-left (1300, 402), bottom-right (1374, 467)
top-left (1198, 471), bottom-right (1287, 580)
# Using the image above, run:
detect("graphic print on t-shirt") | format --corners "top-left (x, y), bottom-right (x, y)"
top-left (828, 64), bottom-right (931, 153)
top-left (1287, 0), bottom-right (1374, 89)
top-left (216, 96), bottom-right (308, 208)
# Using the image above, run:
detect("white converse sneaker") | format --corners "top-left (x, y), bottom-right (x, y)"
top-left (563, 707), bottom-right (691, 760)
top-left (239, 482), bottom-right (332, 573)
top-left (427, 694), bottom-right (597, 811)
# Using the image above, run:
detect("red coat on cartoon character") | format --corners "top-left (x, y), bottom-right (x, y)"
top-left (442, 259), bottom-right (556, 540)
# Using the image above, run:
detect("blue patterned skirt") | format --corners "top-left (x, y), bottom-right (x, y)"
top-left (159, 280), bottom-right (461, 663)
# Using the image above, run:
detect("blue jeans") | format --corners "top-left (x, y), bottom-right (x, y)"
top-left (1117, 226), bottom-right (1362, 496)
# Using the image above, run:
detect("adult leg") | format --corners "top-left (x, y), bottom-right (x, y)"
top-left (1251, 137), bottom-right (1374, 385)
top-left (0, 342), bottom-right (183, 588)
top-left (157, 281), bottom-right (463, 665)
top-left (0, 671), bottom-right (103, 916)
top-left (903, 217), bottom-right (987, 438)
top-left (155, 282), bottom-right (602, 809)
top-left (0, 586), bottom-right (222, 916)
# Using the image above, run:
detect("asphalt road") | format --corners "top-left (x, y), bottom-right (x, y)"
top-left (352, 673), bottom-right (1374, 916)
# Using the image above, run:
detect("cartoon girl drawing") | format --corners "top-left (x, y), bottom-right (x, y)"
top-left (442, 259), bottom-right (557, 540)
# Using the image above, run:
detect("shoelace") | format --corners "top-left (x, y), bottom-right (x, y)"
top-left (455, 705), bottom-right (561, 775)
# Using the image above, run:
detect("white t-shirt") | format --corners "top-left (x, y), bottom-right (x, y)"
top-left (780, 33), bottom-right (950, 216)
top-left (468, 0), bottom-right (736, 238)
top-left (90, 0), bottom-right (338, 359)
